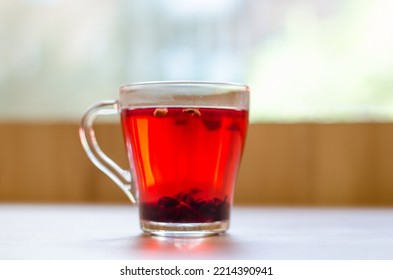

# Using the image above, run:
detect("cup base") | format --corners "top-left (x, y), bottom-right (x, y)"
top-left (140, 220), bottom-right (229, 237)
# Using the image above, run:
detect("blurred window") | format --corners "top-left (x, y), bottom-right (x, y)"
top-left (0, 0), bottom-right (392, 122)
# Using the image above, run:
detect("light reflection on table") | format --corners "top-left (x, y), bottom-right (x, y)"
top-left (1, 204), bottom-right (393, 259)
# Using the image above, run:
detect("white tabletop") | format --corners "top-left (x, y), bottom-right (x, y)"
top-left (1, 204), bottom-right (392, 260)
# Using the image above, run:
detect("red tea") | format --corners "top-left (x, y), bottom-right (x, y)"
top-left (121, 107), bottom-right (248, 223)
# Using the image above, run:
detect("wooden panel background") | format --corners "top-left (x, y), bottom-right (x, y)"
top-left (0, 122), bottom-right (392, 206)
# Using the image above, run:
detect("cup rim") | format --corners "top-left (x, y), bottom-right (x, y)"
top-left (119, 80), bottom-right (249, 92)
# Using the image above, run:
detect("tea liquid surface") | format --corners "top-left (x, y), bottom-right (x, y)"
top-left (121, 107), bottom-right (248, 223)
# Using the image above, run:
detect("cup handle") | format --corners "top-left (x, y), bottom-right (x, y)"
top-left (79, 100), bottom-right (136, 204)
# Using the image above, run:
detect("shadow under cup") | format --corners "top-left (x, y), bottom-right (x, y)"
top-left (80, 82), bottom-right (249, 237)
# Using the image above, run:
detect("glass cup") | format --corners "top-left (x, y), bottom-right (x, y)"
top-left (79, 81), bottom-right (249, 237)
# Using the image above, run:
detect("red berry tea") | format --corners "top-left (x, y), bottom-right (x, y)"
top-left (121, 107), bottom-right (248, 223)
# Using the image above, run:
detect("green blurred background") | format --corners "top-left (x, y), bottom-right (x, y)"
top-left (1, 0), bottom-right (392, 122)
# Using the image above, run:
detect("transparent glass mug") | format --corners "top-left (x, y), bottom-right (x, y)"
top-left (79, 81), bottom-right (249, 237)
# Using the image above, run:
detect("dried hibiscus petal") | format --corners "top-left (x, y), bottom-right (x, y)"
top-left (158, 196), bottom-right (179, 207)
top-left (182, 108), bottom-right (201, 117)
top-left (154, 108), bottom-right (168, 117)
top-left (203, 119), bottom-right (222, 131)
top-left (140, 190), bottom-right (230, 223)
